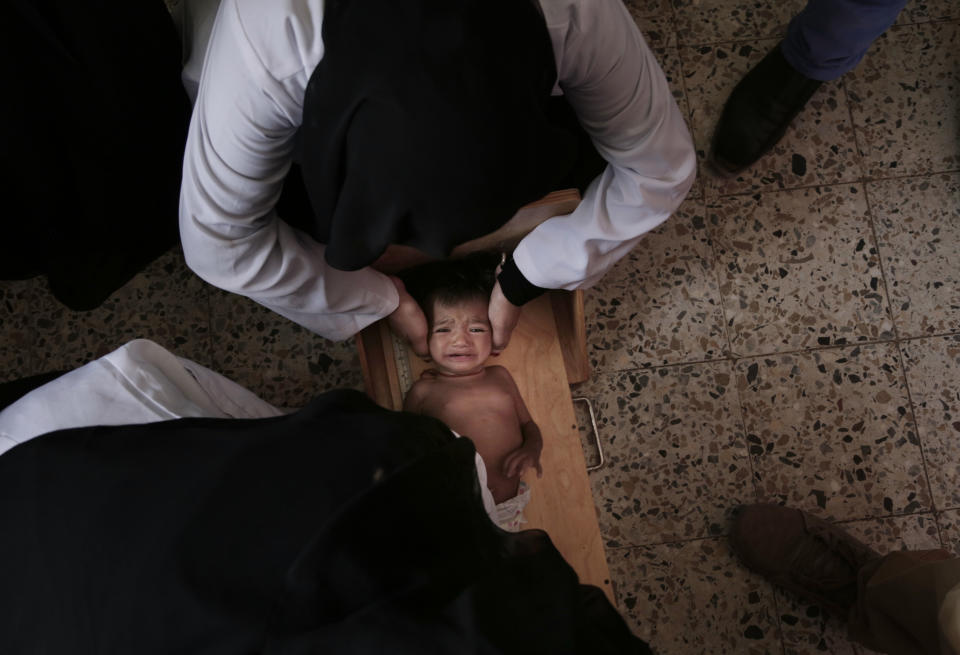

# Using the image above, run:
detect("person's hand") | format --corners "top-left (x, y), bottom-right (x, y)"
top-left (488, 280), bottom-right (521, 354)
top-left (502, 444), bottom-right (543, 480)
top-left (387, 276), bottom-right (429, 358)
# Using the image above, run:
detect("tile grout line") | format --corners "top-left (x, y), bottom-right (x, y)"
top-left (698, 196), bottom-right (768, 508)
top-left (593, 328), bottom-right (960, 381)
top-left (695, 164), bottom-right (763, 508)
top-left (701, 167), bottom-right (960, 203)
top-left (700, 201), bottom-right (739, 369)
top-left (857, 173), bottom-right (902, 345)
top-left (901, 330), bottom-right (960, 344)
top-left (672, 15), bottom-right (960, 52)
top-left (892, 339), bottom-right (943, 520)
top-left (668, 1), bottom-right (708, 205)
top-left (860, 174), bottom-right (942, 526)
top-left (728, 356), bottom-right (764, 504)
top-left (601, 508), bottom-right (948, 552)
top-left (935, 511), bottom-right (952, 553)
top-left (725, 338), bottom-right (900, 362)
top-left (861, 167), bottom-right (960, 186)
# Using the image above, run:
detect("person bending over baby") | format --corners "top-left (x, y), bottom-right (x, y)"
top-left (402, 255), bottom-right (543, 525)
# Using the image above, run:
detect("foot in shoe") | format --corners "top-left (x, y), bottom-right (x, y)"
top-left (730, 504), bottom-right (880, 615)
top-left (710, 44), bottom-right (823, 175)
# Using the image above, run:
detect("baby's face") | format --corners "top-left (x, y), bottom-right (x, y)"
top-left (427, 298), bottom-right (492, 375)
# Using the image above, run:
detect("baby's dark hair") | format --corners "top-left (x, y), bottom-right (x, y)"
top-left (399, 251), bottom-right (501, 323)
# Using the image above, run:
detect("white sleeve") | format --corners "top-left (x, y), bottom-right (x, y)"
top-left (514, 0), bottom-right (697, 290)
top-left (178, 0), bottom-right (398, 341)
top-left (0, 339), bottom-right (286, 456)
top-left (940, 581), bottom-right (960, 654)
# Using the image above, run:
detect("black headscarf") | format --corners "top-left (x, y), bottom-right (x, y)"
top-left (298, 0), bottom-right (583, 271)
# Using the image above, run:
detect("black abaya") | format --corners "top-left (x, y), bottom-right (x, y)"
top-left (0, 389), bottom-right (650, 654)
top-left (1, 0), bottom-right (190, 310)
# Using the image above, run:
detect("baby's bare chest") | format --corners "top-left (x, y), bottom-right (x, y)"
top-left (422, 381), bottom-right (518, 432)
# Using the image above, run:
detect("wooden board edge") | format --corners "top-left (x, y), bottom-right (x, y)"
top-left (356, 322), bottom-right (404, 410)
top-left (551, 290), bottom-right (590, 385)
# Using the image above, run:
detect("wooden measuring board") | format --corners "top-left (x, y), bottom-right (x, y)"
top-left (356, 293), bottom-right (613, 604)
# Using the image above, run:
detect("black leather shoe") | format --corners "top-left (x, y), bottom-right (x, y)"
top-left (710, 44), bottom-right (823, 176)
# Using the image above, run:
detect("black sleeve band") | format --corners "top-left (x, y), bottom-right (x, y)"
top-left (497, 256), bottom-right (549, 306)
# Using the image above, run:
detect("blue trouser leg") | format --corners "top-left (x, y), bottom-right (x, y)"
top-left (781, 0), bottom-right (910, 81)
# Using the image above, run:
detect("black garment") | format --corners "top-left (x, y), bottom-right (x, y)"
top-left (296, 0), bottom-right (602, 272)
top-left (0, 389), bottom-right (650, 654)
top-left (1, 0), bottom-right (190, 310)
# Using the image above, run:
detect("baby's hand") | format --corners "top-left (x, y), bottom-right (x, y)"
top-left (502, 444), bottom-right (543, 480)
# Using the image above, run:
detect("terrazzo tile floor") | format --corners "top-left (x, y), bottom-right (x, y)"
top-left (1, 0), bottom-right (958, 652)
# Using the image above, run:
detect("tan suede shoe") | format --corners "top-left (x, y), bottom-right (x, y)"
top-left (730, 504), bottom-right (880, 615)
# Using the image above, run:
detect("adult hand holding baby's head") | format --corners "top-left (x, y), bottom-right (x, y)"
top-left (488, 280), bottom-right (521, 354)
top-left (387, 276), bottom-right (429, 358)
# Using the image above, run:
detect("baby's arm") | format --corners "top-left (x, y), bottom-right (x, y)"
top-left (403, 380), bottom-right (428, 414)
top-left (491, 366), bottom-right (544, 479)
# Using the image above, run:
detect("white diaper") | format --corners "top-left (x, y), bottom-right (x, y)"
top-left (492, 481), bottom-right (531, 532)
top-left (453, 430), bottom-right (532, 532)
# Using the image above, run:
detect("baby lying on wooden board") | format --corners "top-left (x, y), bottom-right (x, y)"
top-left (401, 253), bottom-right (543, 531)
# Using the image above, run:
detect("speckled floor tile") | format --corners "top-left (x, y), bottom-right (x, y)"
top-left (208, 288), bottom-right (363, 408)
top-left (624, 0), bottom-right (672, 19)
top-left (0, 278), bottom-right (45, 382)
top-left (901, 335), bottom-right (960, 510)
top-left (572, 361), bottom-right (752, 546)
top-left (937, 510), bottom-right (960, 553)
top-left (776, 513), bottom-right (941, 655)
top-left (737, 344), bottom-right (931, 521)
top-left (586, 200), bottom-right (727, 371)
top-left (778, 600), bottom-right (858, 655)
top-left (30, 247), bottom-right (212, 373)
top-left (868, 173), bottom-right (960, 337)
top-left (672, 0), bottom-right (805, 46)
top-left (222, 358), bottom-right (364, 410)
top-left (845, 22), bottom-right (960, 179)
top-left (711, 185), bottom-right (892, 355)
top-left (632, 10), bottom-right (677, 48)
top-left (654, 45), bottom-right (692, 135)
top-left (607, 538), bottom-right (781, 653)
top-left (843, 512), bottom-right (943, 552)
top-left (897, 0), bottom-right (957, 25)
top-left (681, 40), bottom-right (863, 196)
